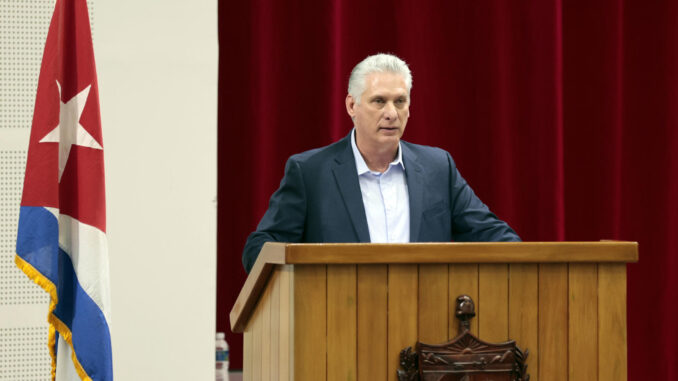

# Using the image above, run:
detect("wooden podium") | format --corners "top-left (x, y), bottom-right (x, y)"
top-left (230, 242), bottom-right (638, 381)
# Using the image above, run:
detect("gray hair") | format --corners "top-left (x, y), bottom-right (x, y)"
top-left (348, 53), bottom-right (412, 104)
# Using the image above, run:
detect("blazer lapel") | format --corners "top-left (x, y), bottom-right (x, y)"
top-left (331, 137), bottom-right (371, 243)
top-left (403, 143), bottom-right (425, 242)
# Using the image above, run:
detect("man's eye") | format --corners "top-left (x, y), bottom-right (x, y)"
top-left (373, 98), bottom-right (385, 103)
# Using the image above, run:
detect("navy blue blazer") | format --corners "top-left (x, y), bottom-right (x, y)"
top-left (242, 134), bottom-right (520, 272)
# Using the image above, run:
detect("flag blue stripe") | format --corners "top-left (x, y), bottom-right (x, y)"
top-left (17, 206), bottom-right (113, 381)
top-left (17, 206), bottom-right (59, 282)
top-left (54, 246), bottom-right (113, 381)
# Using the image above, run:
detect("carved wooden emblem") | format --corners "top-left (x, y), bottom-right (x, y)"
top-left (398, 295), bottom-right (529, 381)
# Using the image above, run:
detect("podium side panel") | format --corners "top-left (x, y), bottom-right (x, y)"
top-left (252, 290), bottom-right (263, 381)
top-left (293, 265), bottom-right (327, 381)
top-left (243, 328), bottom-right (252, 381)
top-left (246, 267), bottom-right (287, 380)
top-left (598, 264), bottom-right (627, 381)
top-left (261, 279), bottom-right (272, 380)
top-left (269, 268), bottom-right (281, 381)
top-left (418, 264), bottom-right (449, 343)
top-left (538, 263), bottom-right (568, 381)
top-left (478, 264), bottom-right (509, 342)
top-left (388, 264), bottom-right (418, 381)
top-left (509, 264), bottom-right (539, 381)
top-left (569, 264), bottom-right (598, 381)
top-left (357, 265), bottom-right (388, 381)
top-left (327, 265), bottom-right (357, 381)
top-left (448, 264), bottom-right (479, 337)
top-left (279, 266), bottom-right (293, 381)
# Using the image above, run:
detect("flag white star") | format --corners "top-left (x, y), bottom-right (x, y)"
top-left (39, 80), bottom-right (102, 181)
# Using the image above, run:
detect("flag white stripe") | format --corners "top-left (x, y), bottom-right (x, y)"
top-left (55, 335), bottom-right (79, 381)
top-left (57, 213), bottom-right (112, 324)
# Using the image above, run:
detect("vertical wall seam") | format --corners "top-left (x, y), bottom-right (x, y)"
top-left (355, 265), bottom-right (359, 381)
top-left (532, 264), bottom-right (541, 379)
top-left (446, 264), bottom-right (450, 340)
top-left (566, 263), bottom-right (570, 381)
top-left (506, 264), bottom-right (510, 341)
top-left (326, 265), bottom-right (331, 380)
top-left (596, 264), bottom-right (600, 379)
top-left (477, 265), bottom-right (481, 339)
top-left (384, 265), bottom-right (391, 379)
top-left (416, 264), bottom-right (419, 345)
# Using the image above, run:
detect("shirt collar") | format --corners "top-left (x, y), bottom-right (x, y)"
top-left (350, 128), bottom-right (405, 175)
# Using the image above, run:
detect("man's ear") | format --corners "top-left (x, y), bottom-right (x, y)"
top-left (345, 94), bottom-right (356, 118)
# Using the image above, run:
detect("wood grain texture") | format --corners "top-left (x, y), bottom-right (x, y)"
top-left (261, 275), bottom-right (272, 380)
top-left (538, 264), bottom-right (568, 381)
top-left (598, 264), bottom-right (627, 381)
top-left (449, 264), bottom-right (479, 337)
top-left (357, 265), bottom-right (388, 381)
top-left (243, 330), bottom-right (252, 381)
top-left (478, 264), bottom-right (509, 342)
top-left (569, 264), bottom-right (598, 381)
top-left (278, 266), bottom-right (292, 381)
top-left (230, 244), bottom-right (286, 332)
top-left (269, 268), bottom-right (280, 381)
top-left (233, 244), bottom-right (634, 381)
top-left (252, 294), bottom-right (263, 381)
top-left (387, 264), bottom-right (418, 381)
top-left (418, 264), bottom-right (449, 343)
top-left (232, 242), bottom-right (637, 334)
top-left (327, 265), bottom-right (357, 381)
top-left (293, 265), bottom-right (327, 381)
top-left (285, 242), bottom-right (639, 264)
top-left (509, 264), bottom-right (539, 381)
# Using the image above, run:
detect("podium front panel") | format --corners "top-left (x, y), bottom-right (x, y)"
top-left (241, 262), bottom-right (627, 381)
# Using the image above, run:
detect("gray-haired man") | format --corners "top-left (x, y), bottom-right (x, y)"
top-left (242, 53), bottom-right (519, 273)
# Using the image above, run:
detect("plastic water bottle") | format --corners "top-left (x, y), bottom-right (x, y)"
top-left (216, 332), bottom-right (229, 381)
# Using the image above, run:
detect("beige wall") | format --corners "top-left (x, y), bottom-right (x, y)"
top-left (95, 0), bottom-right (218, 379)
top-left (0, 0), bottom-right (218, 379)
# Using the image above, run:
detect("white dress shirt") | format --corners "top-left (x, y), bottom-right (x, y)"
top-left (351, 129), bottom-right (410, 243)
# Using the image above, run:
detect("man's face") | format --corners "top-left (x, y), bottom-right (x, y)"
top-left (346, 71), bottom-right (410, 153)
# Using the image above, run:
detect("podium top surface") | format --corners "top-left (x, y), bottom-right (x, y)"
top-left (254, 241), bottom-right (638, 265)
top-left (229, 241), bottom-right (638, 332)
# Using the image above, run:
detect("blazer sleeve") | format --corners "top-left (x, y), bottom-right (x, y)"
top-left (242, 157), bottom-right (307, 273)
top-left (447, 153), bottom-right (521, 242)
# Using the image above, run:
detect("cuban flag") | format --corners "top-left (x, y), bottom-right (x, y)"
top-left (15, 0), bottom-right (113, 380)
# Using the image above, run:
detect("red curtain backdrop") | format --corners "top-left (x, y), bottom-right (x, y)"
top-left (217, 1), bottom-right (678, 378)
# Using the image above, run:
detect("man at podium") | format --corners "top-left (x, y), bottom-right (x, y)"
top-left (243, 53), bottom-right (520, 273)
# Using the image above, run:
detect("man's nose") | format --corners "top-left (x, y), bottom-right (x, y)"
top-left (383, 101), bottom-right (397, 120)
